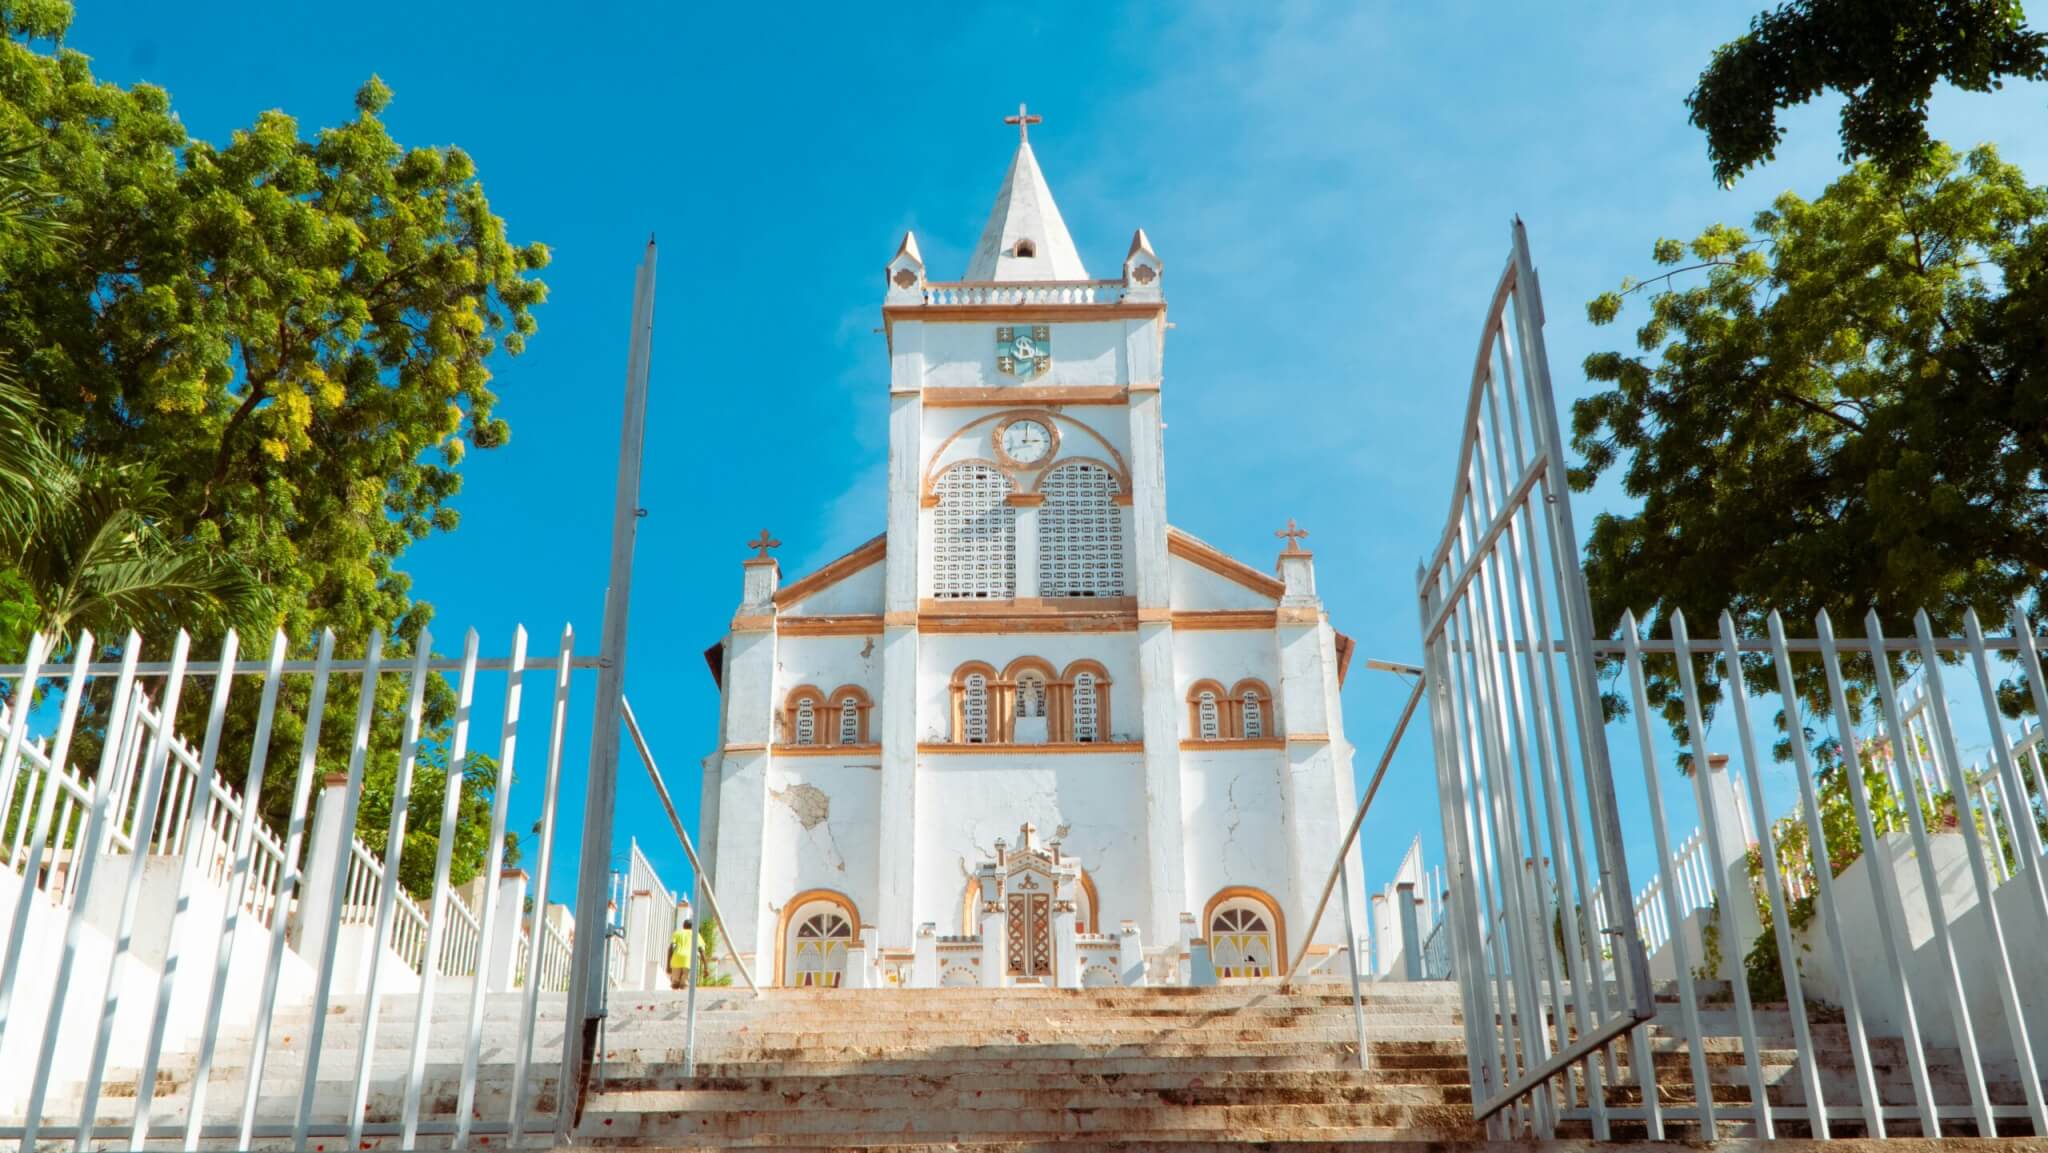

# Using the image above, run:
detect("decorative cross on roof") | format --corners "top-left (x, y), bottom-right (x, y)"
top-left (1004, 102), bottom-right (1042, 144)
top-left (1276, 519), bottom-right (1310, 554)
top-left (746, 529), bottom-right (781, 559)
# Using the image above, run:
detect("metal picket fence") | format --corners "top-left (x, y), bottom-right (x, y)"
top-left (0, 625), bottom-right (612, 1149)
top-left (1421, 220), bottom-right (2048, 1141)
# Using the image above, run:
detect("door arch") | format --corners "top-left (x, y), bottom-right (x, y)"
top-left (779, 890), bottom-right (860, 988)
top-left (1204, 887), bottom-right (1284, 981)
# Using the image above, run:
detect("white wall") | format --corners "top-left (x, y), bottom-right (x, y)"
top-left (756, 759), bottom-right (883, 945)
top-left (914, 751), bottom-right (1148, 936)
top-left (918, 320), bottom-right (1137, 389)
top-left (1179, 748), bottom-right (1292, 918)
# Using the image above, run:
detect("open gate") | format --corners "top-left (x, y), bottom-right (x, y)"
top-left (1415, 220), bottom-right (1655, 1139)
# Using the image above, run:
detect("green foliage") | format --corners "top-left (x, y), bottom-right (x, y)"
top-left (1689, 0), bottom-right (2048, 184)
top-left (0, 567), bottom-right (34, 658)
top-left (0, 7), bottom-right (547, 889)
top-left (693, 919), bottom-right (734, 987)
top-left (353, 743), bottom-right (502, 895)
top-left (1575, 145), bottom-right (2048, 743)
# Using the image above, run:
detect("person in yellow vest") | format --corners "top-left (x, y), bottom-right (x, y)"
top-left (668, 903), bottom-right (694, 989)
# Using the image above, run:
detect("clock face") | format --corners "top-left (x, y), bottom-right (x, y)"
top-left (1000, 419), bottom-right (1053, 465)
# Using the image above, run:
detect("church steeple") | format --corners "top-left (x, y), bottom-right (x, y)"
top-left (963, 104), bottom-right (1090, 283)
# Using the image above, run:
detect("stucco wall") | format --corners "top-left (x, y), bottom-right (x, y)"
top-left (913, 751), bottom-right (1148, 937)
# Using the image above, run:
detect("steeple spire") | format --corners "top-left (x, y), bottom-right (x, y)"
top-left (964, 103), bottom-right (1089, 283)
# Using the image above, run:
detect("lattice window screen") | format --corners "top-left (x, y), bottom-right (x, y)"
top-left (964, 674), bottom-right (990, 743)
top-left (933, 464), bottom-right (1016, 599)
top-left (838, 699), bottom-right (860, 745)
top-left (1242, 691), bottom-right (1264, 739)
top-left (1198, 691), bottom-right (1221, 740)
top-left (1072, 673), bottom-right (1099, 742)
top-left (1039, 463), bottom-right (1124, 597)
top-left (795, 698), bottom-right (816, 746)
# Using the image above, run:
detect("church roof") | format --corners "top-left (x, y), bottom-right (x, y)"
top-left (963, 140), bottom-right (1090, 283)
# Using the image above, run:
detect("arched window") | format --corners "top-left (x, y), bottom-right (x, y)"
top-left (1072, 673), bottom-right (1100, 742)
top-left (782, 686), bottom-right (827, 748)
top-left (933, 463), bottom-right (1015, 600)
top-left (826, 686), bottom-right (872, 747)
top-left (1230, 679), bottom-right (1274, 741)
top-left (1205, 888), bottom-right (1285, 982)
top-left (1057, 661), bottom-right (1112, 744)
top-left (950, 663), bottom-right (999, 744)
top-left (1039, 462), bottom-right (1124, 598)
top-left (1241, 690), bottom-right (1265, 739)
top-left (781, 891), bottom-right (859, 988)
top-left (1187, 680), bottom-right (1228, 741)
top-left (1001, 657), bottom-right (1056, 745)
top-left (1013, 238), bottom-right (1037, 258)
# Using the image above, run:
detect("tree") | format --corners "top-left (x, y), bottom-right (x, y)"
top-left (1688, 0), bottom-right (2048, 185)
top-left (1573, 144), bottom-right (2048, 745)
top-left (0, 4), bottom-right (547, 888)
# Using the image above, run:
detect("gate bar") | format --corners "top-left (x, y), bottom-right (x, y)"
top-left (563, 236), bottom-right (659, 1138)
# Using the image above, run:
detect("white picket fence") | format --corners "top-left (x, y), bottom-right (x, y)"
top-left (0, 625), bottom-right (623, 1149)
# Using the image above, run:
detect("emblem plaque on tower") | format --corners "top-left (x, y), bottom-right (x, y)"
top-left (995, 325), bottom-right (1052, 379)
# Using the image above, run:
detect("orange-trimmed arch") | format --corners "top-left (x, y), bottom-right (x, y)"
top-left (1202, 885), bottom-right (1287, 968)
top-left (920, 410), bottom-right (1131, 499)
top-left (781, 684), bottom-right (828, 746)
top-left (1186, 679), bottom-right (1228, 739)
top-left (775, 888), bottom-right (862, 988)
top-left (825, 685), bottom-right (874, 745)
top-left (950, 660), bottom-right (1001, 743)
top-left (1055, 659), bottom-right (1114, 743)
top-left (1228, 678), bottom-right (1274, 739)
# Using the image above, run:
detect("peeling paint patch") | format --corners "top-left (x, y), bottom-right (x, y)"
top-left (1054, 823), bottom-right (1072, 841)
top-left (771, 782), bottom-right (831, 829)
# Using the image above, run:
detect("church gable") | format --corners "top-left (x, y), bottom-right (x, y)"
top-left (1166, 528), bottom-right (1283, 611)
top-left (776, 534), bottom-right (886, 616)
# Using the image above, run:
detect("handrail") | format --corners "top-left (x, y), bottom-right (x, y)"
top-left (620, 696), bottom-right (761, 996)
top-left (1282, 665), bottom-right (1427, 984)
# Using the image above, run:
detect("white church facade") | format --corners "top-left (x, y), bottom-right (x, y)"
top-left (698, 111), bottom-right (1362, 989)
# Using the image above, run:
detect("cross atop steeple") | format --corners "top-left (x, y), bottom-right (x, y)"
top-left (1004, 102), bottom-right (1042, 145)
top-left (746, 529), bottom-right (781, 560)
top-left (1276, 519), bottom-right (1310, 554)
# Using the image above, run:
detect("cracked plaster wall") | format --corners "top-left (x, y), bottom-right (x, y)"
top-left (914, 754), bottom-right (1146, 934)
top-left (759, 761), bottom-right (882, 926)
top-left (1180, 749), bottom-right (1291, 917)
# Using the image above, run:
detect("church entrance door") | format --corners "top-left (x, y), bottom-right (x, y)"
top-left (1005, 881), bottom-right (1052, 978)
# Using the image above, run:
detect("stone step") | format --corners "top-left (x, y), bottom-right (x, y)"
top-left (557, 1141), bottom-right (2048, 1153)
top-left (577, 1101), bottom-right (1485, 1142)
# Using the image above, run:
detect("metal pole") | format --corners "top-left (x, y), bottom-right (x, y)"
top-left (562, 238), bottom-right (658, 1139)
top-left (1336, 842), bottom-right (1368, 1071)
top-left (1283, 671), bottom-right (1425, 984)
top-left (621, 696), bottom-right (760, 994)
top-left (684, 871), bottom-right (703, 1078)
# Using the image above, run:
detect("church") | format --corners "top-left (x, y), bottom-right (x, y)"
top-left (698, 109), bottom-right (1361, 989)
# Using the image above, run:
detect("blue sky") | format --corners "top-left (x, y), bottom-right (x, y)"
top-left (56, 3), bottom-right (2048, 914)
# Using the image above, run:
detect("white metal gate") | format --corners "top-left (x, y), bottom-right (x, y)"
top-left (1416, 219), bottom-right (1655, 1139)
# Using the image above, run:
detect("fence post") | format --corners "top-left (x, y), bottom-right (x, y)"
top-left (1054, 902), bottom-right (1079, 988)
top-left (294, 773), bottom-right (351, 959)
top-left (488, 870), bottom-right (529, 991)
top-left (912, 923), bottom-right (937, 987)
top-left (979, 901), bottom-right (1006, 987)
top-left (1397, 881), bottom-right (1424, 981)
top-left (1121, 920), bottom-right (1150, 987)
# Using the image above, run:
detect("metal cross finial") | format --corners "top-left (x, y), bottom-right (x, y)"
top-left (1004, 102), bottom-right (1042, 144)
top-left (1276, 519), bottom-right (1310, 554)
top-left (746, 529), bottom-right (781, 559)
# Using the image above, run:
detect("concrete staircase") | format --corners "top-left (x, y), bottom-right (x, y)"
top-left (20, 979), bottom-right (2048, 1149)
top-left (573, 983), bottom-right (1480, 1150)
